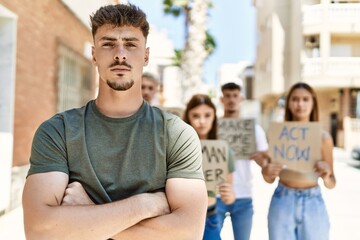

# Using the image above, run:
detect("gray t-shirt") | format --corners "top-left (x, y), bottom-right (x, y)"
top-left (28, 100), bottom-right (204, 203)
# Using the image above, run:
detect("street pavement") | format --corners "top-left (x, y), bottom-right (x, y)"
top-left (1, 148), bottom-right (360, 240)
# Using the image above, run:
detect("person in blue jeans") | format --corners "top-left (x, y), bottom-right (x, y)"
top-left (261, 82), bottom-right (336, 240)
top-left (217, 83), bottom-right (269, 240)
top-left (184, 94), bottom-right (236, 240)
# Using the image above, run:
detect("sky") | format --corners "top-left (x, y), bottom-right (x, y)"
top-left (128, 0), bottom-right (256, 86)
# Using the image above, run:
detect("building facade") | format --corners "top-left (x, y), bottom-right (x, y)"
top-left (254, 0), bottom-right (360, 150)
top-left (0, 0), bottom-right (97, 213)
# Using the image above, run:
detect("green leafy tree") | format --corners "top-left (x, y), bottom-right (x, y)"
top-left (163, 0), bottom-right (216, 101)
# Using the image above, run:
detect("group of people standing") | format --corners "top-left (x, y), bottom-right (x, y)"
top-left (142, 71), bottom-right (337, 240)
top-left (22, 3), bottom-right (336, 240)
top-left (180, 81), bottom-right (336, 240)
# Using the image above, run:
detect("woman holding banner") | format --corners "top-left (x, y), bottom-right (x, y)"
top-left (261, 82), bottom-right (336, 240)
top-left (184, 94), bottom-right (235, 240)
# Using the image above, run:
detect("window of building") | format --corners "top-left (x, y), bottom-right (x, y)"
top-left (304, 35), bottom-right (320, 58)
top-left (331, 35), bottom-right (360, 57)
top-left (57, 45), bottom-right (93, 112)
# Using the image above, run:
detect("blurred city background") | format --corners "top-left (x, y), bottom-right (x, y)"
top-left (1, 0), bottom-right (360, 239)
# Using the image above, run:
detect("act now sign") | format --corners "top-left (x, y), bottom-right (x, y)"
top-left (268, 122), bottom-right (322, 173)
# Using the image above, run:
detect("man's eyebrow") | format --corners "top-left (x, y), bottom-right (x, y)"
top-left (99, 36), bottom-right (117, 42)
top-left (98, 37), bottom-right (140, 42)
top-left (122, 37), bottom-right (139, 42)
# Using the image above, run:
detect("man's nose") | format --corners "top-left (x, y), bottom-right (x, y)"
top-left (114, 46), bottom-right (127, 61)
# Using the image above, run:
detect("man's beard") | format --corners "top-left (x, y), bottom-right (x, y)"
top-left (107, 79), bottom-right (134, 91)
top-left (106, 60), bottom-right (134, 91)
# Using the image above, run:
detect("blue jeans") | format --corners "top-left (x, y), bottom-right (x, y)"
top-left (203, 213), bottom-right (221, 240)
top-left (268, 182), bottom-right (330, 240)
top-left (216, 197), bottom-right (253, 240)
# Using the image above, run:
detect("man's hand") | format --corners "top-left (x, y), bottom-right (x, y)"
top-left (62, 182), bottom-right (95, 206)
top-left (251, 151), bottom-right (270, 167)
top-left (262, 163), bottom-right (284, 183)
top-left (111, 178), bottom-right (207, 240)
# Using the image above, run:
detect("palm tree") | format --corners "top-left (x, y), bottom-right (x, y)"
top-left (163, 0), bottom-right (215, 102)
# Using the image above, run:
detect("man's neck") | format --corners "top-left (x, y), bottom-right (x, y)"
top-left (95, 82), bottom-right (143, 118)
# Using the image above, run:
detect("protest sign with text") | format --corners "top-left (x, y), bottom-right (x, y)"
top-left (268, 122), bottom-right (322, 173)
top-left (217, 118), bottom-right (256, 160)
top-left (201, 140), bottom-right (229, 194)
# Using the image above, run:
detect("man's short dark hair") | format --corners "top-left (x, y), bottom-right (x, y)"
top-left (221, 82), bottom-right (241, 92)
top-left (90, 4), bottom-right (149, 40)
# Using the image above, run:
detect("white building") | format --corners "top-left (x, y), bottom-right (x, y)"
top-left (254, 0), bottom-right (360, 150)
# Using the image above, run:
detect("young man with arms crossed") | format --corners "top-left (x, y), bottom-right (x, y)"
top-left (22, 4), bottom-right (207, 240)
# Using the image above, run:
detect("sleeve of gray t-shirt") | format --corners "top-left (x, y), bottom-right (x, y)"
top-left (28, 115), bottom-right (69, 177)
top-left (165, 116), bottom-right (204, 180)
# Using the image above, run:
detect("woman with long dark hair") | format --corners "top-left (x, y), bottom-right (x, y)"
top-left (262, 82), bottom-right (336, 240)
top-left (184, 94), bottom-right (235, 240)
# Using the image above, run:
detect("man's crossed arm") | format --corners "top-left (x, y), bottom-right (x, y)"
top-left (23, 172), bottom-right (207, 240)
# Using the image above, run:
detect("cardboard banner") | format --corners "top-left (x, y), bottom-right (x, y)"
top-left (268, 122), bottom-right (322, 173)
top-left (217, 118), bottom-right (256, 160)
top-left (160, 107), bottom-right (184, 118)
top-left (201, 140), bottom-right (229, 193)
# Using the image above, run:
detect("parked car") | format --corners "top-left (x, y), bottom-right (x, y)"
top-left (351, 146), bottom-right (360, 161)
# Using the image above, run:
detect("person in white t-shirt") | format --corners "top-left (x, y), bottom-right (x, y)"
top-left (216, 82), bottom-right (269, 240)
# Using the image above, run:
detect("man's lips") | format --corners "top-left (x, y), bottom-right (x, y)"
top-left (110, 67), bottom-right (130, 74)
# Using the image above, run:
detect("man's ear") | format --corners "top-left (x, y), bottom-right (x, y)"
top-left (220, 96), bottom-right (224, 104)
top-left (92, 46), bottom-right (97, 66)
top-left (144, 47), bottom-right (150, 66)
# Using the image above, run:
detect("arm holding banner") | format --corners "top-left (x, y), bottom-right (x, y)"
top-left (315, 131), bottom-right (336, 189)
top-left (251, 151), bottom-right (271, 167)
top-left (250, 125), bottom-right (270, 167)
top-left (218, 173), bottom-right (235, 204)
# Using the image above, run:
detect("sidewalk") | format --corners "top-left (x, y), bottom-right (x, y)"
top-left (0, 207), bottom-right (25, 240)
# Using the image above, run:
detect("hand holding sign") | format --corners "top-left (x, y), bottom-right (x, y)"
top-left (261, 162), bottom-right (285, 182)
top-left (250, 151), bottom-right (270, 167)
top-left (314, 160), bottom-right (331, 179)
top-left (218, 183), bottom-right (235, 204)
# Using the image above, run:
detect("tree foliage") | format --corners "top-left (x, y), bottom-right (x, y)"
top-left (163, 0), bottom-right (216, 66)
